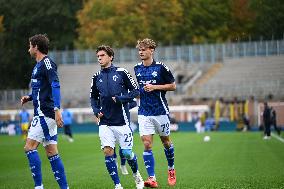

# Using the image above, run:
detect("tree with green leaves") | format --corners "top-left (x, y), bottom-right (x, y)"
top-left (249, 0), bottom-right (284, 40)
top-left (76, 0), bottom-right (182, 48)
top-left (177, 0), bottom-right (231, 44)
top-left (0, 0), bottom-right (82, 89)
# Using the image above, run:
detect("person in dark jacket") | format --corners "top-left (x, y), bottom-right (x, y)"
top-left (270, 107), bottom-right (281, 135)
top-left (90, 45), bottom-right (143, 189)
top-left (263, 102), bottom-right (271, 139)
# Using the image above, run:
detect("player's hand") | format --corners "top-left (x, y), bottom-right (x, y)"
top-left (112, 97), bottom-right (116, 103)
top-left (55, 109), bottom-right (64, 128)
top-left (144, 84), bottom-right (156, 92)
top-left (95, 112), bottom-right (103, 124)
top-left (21, 96), bottom-right (30, 106)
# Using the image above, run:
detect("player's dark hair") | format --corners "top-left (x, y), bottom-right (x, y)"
top-left (96, 45), bottom-right (114, 61)
top-left (29, 34), bottom-right (49, 54)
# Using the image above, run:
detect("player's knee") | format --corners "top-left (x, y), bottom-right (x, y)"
top-left (161, 136), bottom-right (171, 148)
top-left (162, 141), bottom-right (171, 148)
top-left (103, 146), bottom-right (114, 156)
top-left (143, 140), bottom-right (152, 150)
top-left (142, 137), bottom-right (152, 149)
top-left (121, 149), bottom-right (133, 159)
top-left (24, 141), bottom-right (37, 152)
top-left (45, 149), bottom-right (56, 157)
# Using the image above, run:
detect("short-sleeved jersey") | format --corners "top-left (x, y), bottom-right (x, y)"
top-left (30, 56), bottom-right (60, 119)
top-left (134, 60), bottom-right (175, 116)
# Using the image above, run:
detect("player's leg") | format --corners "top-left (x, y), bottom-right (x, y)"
top-left (117, 126), bottom-right (143, 189)
top-left (119, 146), bottom-right (128, 175)
top-left (156, 115), bottom-right (176, 186)
top-left (113, 146), bottom-right (118, 166)
top-left (45, 144), bottom-right (69, 189)
top-left (42, 116), bottom-right (69, 189)
top-left (24, 116), bottom-right (43, 189)
top-left (264, 123), bottom-right (271, 139)
top-left (160, 135), bottom-right (176, 186)
top-left (65, 125), bottom-right (73, 142)
top-left (66, 125), bottom-right (72, 138)
top-left (99, 125), bottom-right (122, 188)
top-left (24, 138), bottom-right (43, 189)
top-left (138, 115), bottom-right (158, 188)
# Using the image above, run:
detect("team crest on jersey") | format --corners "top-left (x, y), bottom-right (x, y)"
top-left (33, 67), bottom-right (37, 75)
top-left (113, 75), bottom-right (118, 81)
top-left (99, 79), bottom-right (103, 83)
top-left (152, 71), bottom-right (157, 77)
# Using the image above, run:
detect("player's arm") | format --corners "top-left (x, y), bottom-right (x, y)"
top-left (129, 98), bottom-right (137, 109)
top-left (144, 63), bottom-right (176, 92)
top-left (144, 82), bottom-right (176, 92)
top-left (114, 69), bottom-right (139, 104)
top-left (90, 75), bottom-right (102, 118)
top-left (44, 58), bottom-right (64, 128)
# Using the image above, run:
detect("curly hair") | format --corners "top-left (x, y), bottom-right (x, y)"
top-left (136, 38), bottom-right (157, 50)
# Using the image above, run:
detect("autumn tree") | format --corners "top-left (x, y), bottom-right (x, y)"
top-left (76, 0), bottom-right (182, 48)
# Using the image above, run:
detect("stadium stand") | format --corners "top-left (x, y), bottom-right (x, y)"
top-left (58, 64), bottom-right (99, 107)
top-left (190, 55), bottom-right (284, 100)
top-left (58, 61), bottom-right (211, 106)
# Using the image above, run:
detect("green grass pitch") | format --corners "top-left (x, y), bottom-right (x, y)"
top-left (0, 132), bottom-right (284, 189)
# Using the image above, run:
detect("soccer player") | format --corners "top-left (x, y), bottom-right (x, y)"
top-left (62, 104), bottom-right (74, 142)
top-left (134, 38), bottom-right (177, 188)
top-left (90, 45), bottom-right (144, 189)
top-left (18, 107), bottom-right (30, 140)
top-left (21, 34), bottom-right (69, 189)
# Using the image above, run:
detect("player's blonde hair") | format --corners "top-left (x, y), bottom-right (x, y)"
top-left (136, 38), bottom-right (157, 50)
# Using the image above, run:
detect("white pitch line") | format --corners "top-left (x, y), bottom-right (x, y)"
top-left (271, 133), bottom-right (284, 143)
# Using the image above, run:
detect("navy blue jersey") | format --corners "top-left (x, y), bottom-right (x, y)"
top-left (90, 64), bottom-right (139, 126)
top-left (134, 61), bottom-right (175, 116)
top-left (30, 56), bottom-right (60, 119)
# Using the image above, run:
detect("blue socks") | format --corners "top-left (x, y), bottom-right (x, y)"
top-left (164, 143), bottom-right (175, 169)
top-left (48, 154), bottom-right (68, 189)
top-left (26, 150), bottom-right (42, 187)
top-left (127, 153), bottom-right (138, 173)
top-left (143, 150), bottom-right (155, 177)
top-left (105, 155), bottom-right (120, 185)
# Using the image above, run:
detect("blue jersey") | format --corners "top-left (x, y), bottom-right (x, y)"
top-left (19, 110), bottom-right (30, 123)
top-left (90, 64), bottom-right (139, 126)
top-left (134, 60), bottom-right (175, 116)
top-left (29, 56), bottom-right (61, 119)
top-left (62, 109), bottom-right (73, 125)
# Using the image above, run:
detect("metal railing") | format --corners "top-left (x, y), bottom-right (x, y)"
top-left (49, 40), bottom-right (284, 65)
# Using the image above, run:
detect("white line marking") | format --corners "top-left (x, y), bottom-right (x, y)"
top-left (271, 133), bottom-right (284, 143)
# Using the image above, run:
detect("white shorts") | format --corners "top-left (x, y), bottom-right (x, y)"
top-left (99, 125), bottom-right (133, 150)
top-left (28, 116), bottom-right (57, 147)
top-left (138, 115), bottom-right (171, 136)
